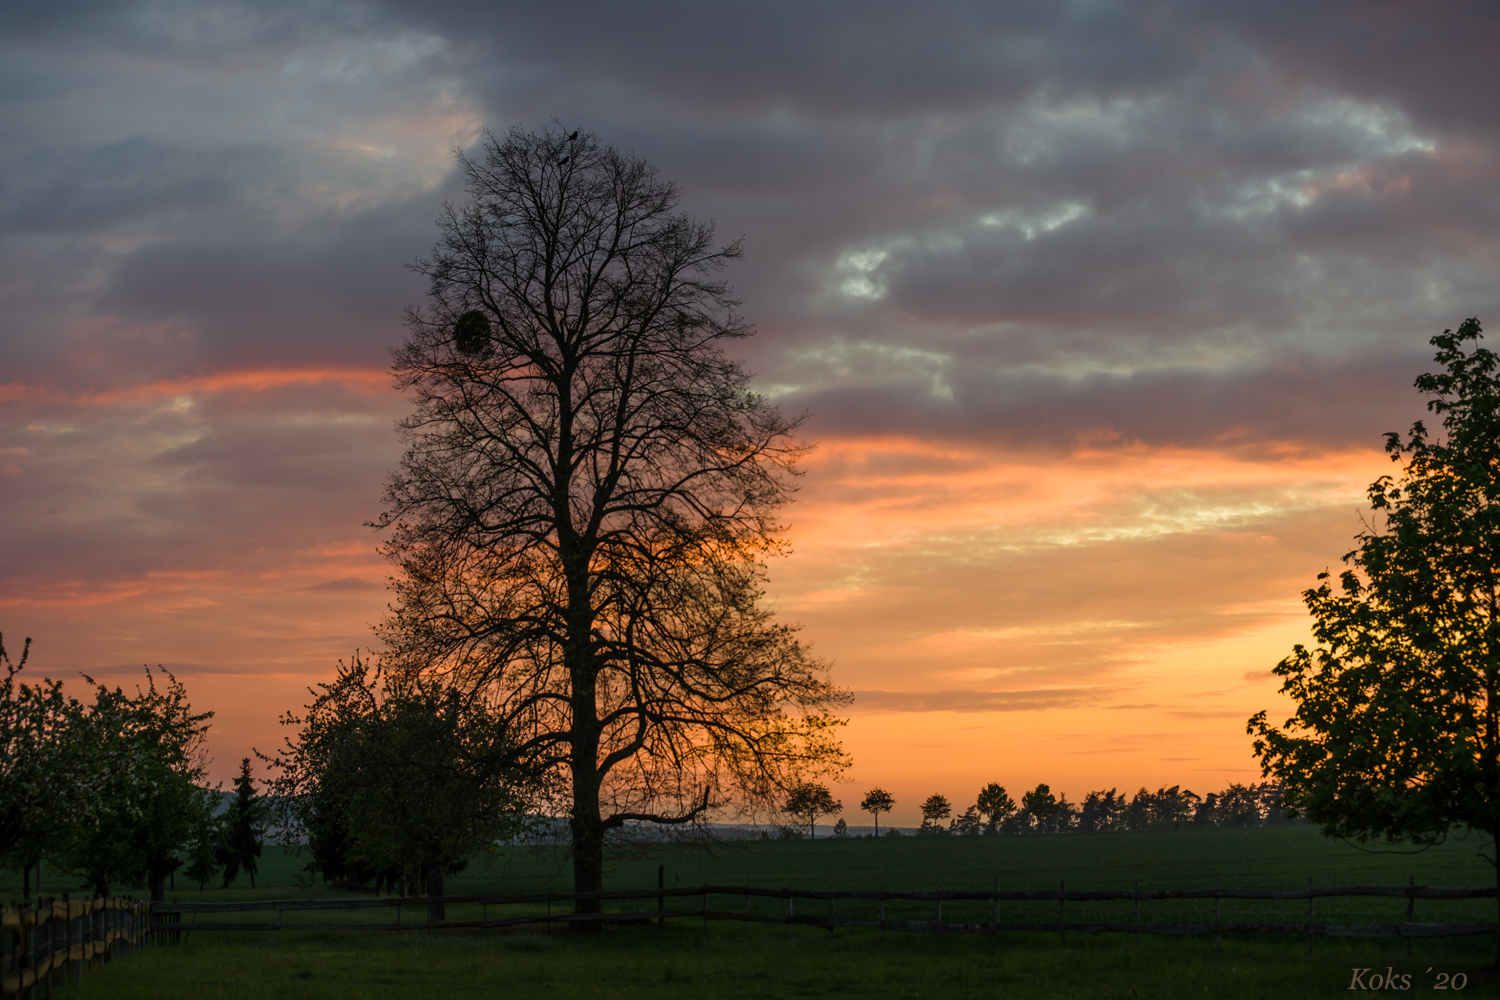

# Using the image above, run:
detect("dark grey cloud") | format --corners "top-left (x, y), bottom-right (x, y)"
top-left (781, 349), bottom-right (1435, 454)
top-left (1199, 0), bottom-right (1500, 136)
top-left (396, 0), bottom-right (1193, 116)
top-left (4, 0), bottom-right (1498, 415)
top-left (5, 0), bottom-right (1500, 592)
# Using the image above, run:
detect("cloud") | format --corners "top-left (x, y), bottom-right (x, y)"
top-left (850, 687), bottom-right (1115, 714)
top-left (5, 0), bottom-right (1500, 787)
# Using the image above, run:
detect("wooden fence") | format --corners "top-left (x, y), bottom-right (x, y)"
top-left (1, 896), bottom-right (150, 998)
top-left (150, 882), bottom-right (1499, 948)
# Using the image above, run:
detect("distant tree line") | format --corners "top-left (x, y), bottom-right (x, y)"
top-left (770, 781), bottom-right (1299, 836)
top-left (0, 633), bottom-right (262, 901)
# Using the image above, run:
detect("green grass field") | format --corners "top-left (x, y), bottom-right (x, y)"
top-left (9, 826), bottom-right (1500, 998)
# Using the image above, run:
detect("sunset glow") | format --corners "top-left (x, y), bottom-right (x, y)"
top-left (5, 1), bottom-right (1499, 829)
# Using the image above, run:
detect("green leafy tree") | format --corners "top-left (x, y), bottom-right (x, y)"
top-left (61, 668), bottom-right (216, 900)
top-left (1250, 318), bottom-right (1500, 960)
top-left (218, 758), bottom-right (264, 888)
top-left (784, 782), bottom-right (841, 839)
top-left (266, 655), bottom-right (531, 907)
top-left (0, 634), bottom-right (97, 896)
top-left (975, 782), bottom-right (1016, 835)
top-left (918, 793), bottom-right (951, 834)
top-left (859, 788), bottom-right (895, 836)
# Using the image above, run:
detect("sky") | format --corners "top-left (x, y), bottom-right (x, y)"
top-left (3, 0), bottom-right (1499, 826)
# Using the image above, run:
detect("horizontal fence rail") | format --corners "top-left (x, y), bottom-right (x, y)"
top-left (2, 897), bottom-right (150, 997)
top-left (149, 883), bottom-right (1500, 945)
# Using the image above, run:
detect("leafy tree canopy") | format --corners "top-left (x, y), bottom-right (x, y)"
top-left (265, 655), bottom-right (532, 896)
top-left (1251, 319), bottom-right (1500, 854)
top-left (976, 782), bottom-right (1016, 835)
top-left (784, 782), bottom-right (841, 839)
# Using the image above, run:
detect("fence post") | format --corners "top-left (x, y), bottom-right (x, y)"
top-left (1214, 878), bottom-right (1221, 952)
top-left (993, 875), bottom-right (1000, 943)
top-left (64, 894), bottom-right (75, 988)
top-left (657, 866), bottom-right (665, 931)
top-left (1305, 879), bottom-right (1313, 954)
top-left (828, 886), bottom-right (835, 933)
top-left (879, 885), bottom-right (886, 943)
top-left (786, 886), bottom-right (793, 935)
top-left (936, 886), bottom-right (942, 929)
top-left (1058, 880), bottom-right (1065, 948)
top-left (1134, 880), bottom-right (1140, 945)
top-left (1406, 875), bottom-right (1415, 958)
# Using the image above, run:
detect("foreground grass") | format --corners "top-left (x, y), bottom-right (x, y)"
top-left (12, 828), bottom-right (1500, 997)
top-left (66, 924), bottom-right (1500, 999)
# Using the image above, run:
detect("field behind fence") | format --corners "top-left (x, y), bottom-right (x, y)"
top-left (148, 879), bottom-right (1500, 951)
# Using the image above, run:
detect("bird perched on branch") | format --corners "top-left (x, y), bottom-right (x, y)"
top-left (568, 131), bottom-right (579, 141)
top-left (558, 156), bottom-right (570, 166)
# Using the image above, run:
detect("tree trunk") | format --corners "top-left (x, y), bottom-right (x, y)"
top-left (22, 861), bottom-right (31, 898)
top-left (566, 552), bottom-right (606, 934)
top-left (569, 787), bottom-right (606, 933)
top-left (149, 868), bottom-right (167, 903)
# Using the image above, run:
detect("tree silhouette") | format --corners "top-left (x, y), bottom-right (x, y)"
top-left (218, 758), bottom-right (263, 889)
top-left (784, 782), bottom-right (842, 838)
top-left (1021, 783), bottom-right (1058, 833)
top-left (1079, 788), bottom-right (1122, 832)
top-left (975, 782), bottom-right (1015, 835)
top-left (950, 805), bottom-right (982, 835)
top-left (1251, 318), bottom-right (1500, 962)
top-left (375, 123), bottom-right (849, 923)
top-left (918, 794), bottom-right (951, 834)
top-left (860, 788), bottom-right (895, 836)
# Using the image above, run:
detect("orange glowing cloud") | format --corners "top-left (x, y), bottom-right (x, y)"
top-left (771, 434), bottom-right (1393, 822)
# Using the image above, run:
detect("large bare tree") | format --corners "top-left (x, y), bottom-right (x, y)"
top-left (375, 124), bottom-right (848, 921)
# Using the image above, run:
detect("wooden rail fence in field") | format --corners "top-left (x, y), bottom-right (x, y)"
top-left (150, 882), bottom-right (1499, 949)
top-left (1, 897), bottom-right (150, 998)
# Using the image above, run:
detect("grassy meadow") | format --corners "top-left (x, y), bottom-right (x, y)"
top-left (8, 825), bottom-right (1500, 997)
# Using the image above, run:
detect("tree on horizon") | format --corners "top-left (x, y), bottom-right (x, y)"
top-left (918, 794), bottom-right (951, 834)
top-left (860, 788), bottom-right (895, 836)
top-left (785, 783), bottom-right (842, 839)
